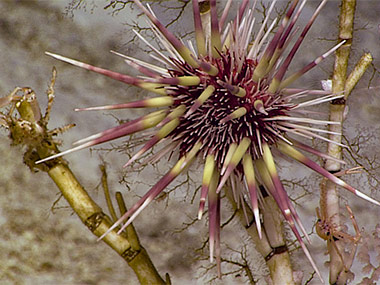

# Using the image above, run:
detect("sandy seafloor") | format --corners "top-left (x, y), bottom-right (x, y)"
top-left (1, 1), bottom-right (380, 284)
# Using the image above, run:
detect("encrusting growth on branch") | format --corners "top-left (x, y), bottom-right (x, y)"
top-left (0, 69), bottom-right (167, 285)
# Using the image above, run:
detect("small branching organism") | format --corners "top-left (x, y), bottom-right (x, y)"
top-left (0, 69), bottom-right (74, 171)
top-left (317, 167), bottom-right (363, 281)
top-left (316, 204), bottom-right (361, 272)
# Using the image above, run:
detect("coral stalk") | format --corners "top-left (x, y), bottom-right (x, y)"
top-left (2, 74), bottom-right (166, 285)
top-left (322, 0), bottom-right (373, 283)
top-left (323, 0), bottom-right (354, 281)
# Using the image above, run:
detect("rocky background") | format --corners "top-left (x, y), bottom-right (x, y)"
top-left (1, 1), bottom-right (380, 284)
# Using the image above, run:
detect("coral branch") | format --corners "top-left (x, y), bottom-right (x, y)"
top-left (0, 71), bottom-right (166, 285)
top-left (225, 183), bottom-right (295, 284)
top-left (322, 0), bottom-right (372, 283)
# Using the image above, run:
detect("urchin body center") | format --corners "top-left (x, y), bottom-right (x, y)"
top-left (171, 51), bottom-right (290, 164)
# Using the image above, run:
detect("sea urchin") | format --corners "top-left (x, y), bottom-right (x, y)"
top-left (37, 0), bottom-right (380, 279)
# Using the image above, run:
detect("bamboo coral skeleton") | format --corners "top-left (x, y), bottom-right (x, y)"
top-left (37, 0), bottom-right (380, 280)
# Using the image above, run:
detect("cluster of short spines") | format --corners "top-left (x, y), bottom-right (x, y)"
top-left (185, 85), bottom-right (215, 117)
top-left (37, 0), bottom-right (380, 280)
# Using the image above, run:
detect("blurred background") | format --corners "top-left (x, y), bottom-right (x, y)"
top-left (0, 1), bottom-right (380, 284)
